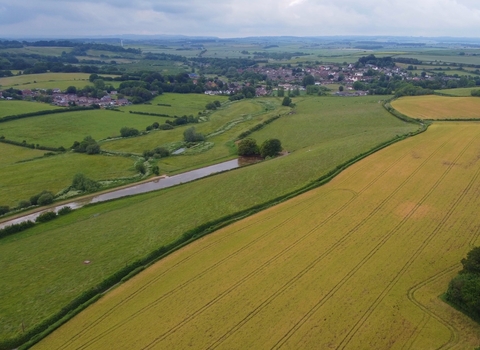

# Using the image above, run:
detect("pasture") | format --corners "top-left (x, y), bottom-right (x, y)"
top-left (0, 73), bottom-right (120, 90)
top-left (34, 122), bottom-right (480, 349)
top-left (0, 95), bottom-right (418, 345)
top-left (392, 95), bottom-right (480, 120)
top-left (118, 93), bottom-right (229, 117)
top-left (0, 109), bottom-right (166, 148)
top-left (0, 146), bottom-right (137, 208)
top-left (436, 87), bottom-right (478, 97)
top-left (0, 100), bottom-right (61, 119)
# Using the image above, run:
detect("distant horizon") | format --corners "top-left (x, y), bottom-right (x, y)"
top-left (2, 34), bottom-right (480, 43)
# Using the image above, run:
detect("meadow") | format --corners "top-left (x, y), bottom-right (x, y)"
top-left (118, 93), bottom-right (229, 117)
top-left (0, 100), bottom-right (61, 119)
top-left (0, 144), bottom-right (137, 207)
top-left (392, 95), bottom-right (480, 120)
top-left (0, 95), bottom-right (418, 345)
top-left (0, 109), bottom-right (165, 148)
top-left (34, 122), bottom-right (480, 349)
top-left (436, 87), bottom-right (478, 97)
top-left (0, 73), bottom-right (117, 90)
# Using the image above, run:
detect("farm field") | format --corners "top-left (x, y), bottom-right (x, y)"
top-left (0, 95), bottom-right (418, 345)
top-left (436, 87), bottom-right (478, 97)
top-left (0, 73), bottom-right (117, 90)
top-left (0, 109), bottom-right (165, 148)
top-left (392, 95), bottom-right (480, 120)
top-left (0, 147), bottom-right (137, 207)
top-left (0, 100), bottom-right (61, 118)
top-left (35, 122), bottom-right (480, 349)
top-left (118, 93), bottom-right (229, 117)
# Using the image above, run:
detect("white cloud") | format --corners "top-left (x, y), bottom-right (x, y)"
top-left (0, 0), bottom-right (480, 38)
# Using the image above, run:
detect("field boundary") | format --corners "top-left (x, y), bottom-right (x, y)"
top-left (4, 108), bottom-right (427, 350)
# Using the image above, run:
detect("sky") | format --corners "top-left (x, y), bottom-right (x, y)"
top-left (1, 0), bottom-right (480, 39)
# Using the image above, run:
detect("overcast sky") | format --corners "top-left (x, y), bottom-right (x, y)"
top-left (1, 0), bottom-right (480, 39)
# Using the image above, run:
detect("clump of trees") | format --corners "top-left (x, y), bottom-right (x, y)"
top-left (143, 147), bottom-right (170, 159)
top-left (71, 136), bottom-right (100, 154)
top-left (446, 247), bottom-right (480, 320)
top-left (30, 190), bottom-right (54, 206)
top-left (471, 89), bottom-right (480, 97)
top-left (120, 127), bottom-right (140, 138)
top-left (237, 138), bottom-right (282, 158)
top-left (205, 100), bottom-right (221, 110)
top-left (183, 127), bottom-right (205, 143)
top-left (71, 173), bottom-right (100, 192)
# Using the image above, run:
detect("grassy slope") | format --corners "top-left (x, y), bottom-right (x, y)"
top-left (392, 95), bottom-right (480, 120)
top-left (34, 123), bottom-right (480, 349)
top-left (435, 87), bottom-right (478, 97)
top-left (0, 100), bottom-right (61, 119)
top-left (0, 148), bottom-right (137, 207)
top-left (0, 109), bottom-right (166, 148)
top-left (0, 73), bottom-right (111, 90)
top-left (0, 95), bottom-right (419, 342)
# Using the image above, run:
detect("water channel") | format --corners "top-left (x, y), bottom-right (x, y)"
top-left (0, 158), bottom-right (258, 230)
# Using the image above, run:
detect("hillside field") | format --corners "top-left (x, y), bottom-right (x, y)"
top-left (0, 144), bottom-right (137, 207)
top-left (0, 95), bottom-right (418, 345)
top-left (0, 100), bottom-right (61, 119)
top-left (0, 109), bottom-right (165, 148)
top-left (0, 73), bottom-right (119, 90)
top-left (392, 95), bottom-right (480, 120)
top-left (35, 122), bottom-right (480, 349)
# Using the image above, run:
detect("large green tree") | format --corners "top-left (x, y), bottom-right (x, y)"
top-left (237, 138), bottom-right (259, 156)
top-left (260, 139), bottom-right (282, 158)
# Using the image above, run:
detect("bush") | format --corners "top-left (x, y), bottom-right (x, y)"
top-left (136, 162), bottom-right (146, 174)
top-left (30, 190), bottom-right (54, 206)
top-left (0, 220), bottom-right (35, 239)
top-left (260, 138), bottom-right (282, 158)
top-left (71, 173), bottom-right (100, 192)
top-left (183, 127), bottom-right (205, 143)
top-left (58, 206), bottom-right (73, 216)
top-left (471, 89), bottom-right (480, 97)
top-left (159, 124), bottom-right (174, 130)
top-left (17, 200), bottom-right (31, 209)
top-left (38, 192), bottom-right (54, 206)
top-left (237, 138), bottom-right (260, 156)
top-left (120, 127), bottom-right (140, 137)
top-left (282, 96), bottom-right (292, 106)
top-left (71, 136), bottom-right (100, 154)
top-left (152, 165), bottom-right (160, 176)
top-left (35, 211), bottom-right (57, 223)
top-left (0, 206), bottom-right (9, 215)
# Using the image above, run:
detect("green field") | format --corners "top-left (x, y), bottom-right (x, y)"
top-left (0, 109), bottom-right (167, 148)
top-left (0, 95), bottom-right (419, 345)
top-left (436, 87), bottom-right (479, 96)
top-left (0, 100), bottom-right (61, 118)
top-left (0, 73), bottom-right (119, 90)
top-left (118, 93), bottom-right (229, 116)
top-left (34, 122), bottom-right (480, 349)
top-left (0, 144), bottom-right (137, 207)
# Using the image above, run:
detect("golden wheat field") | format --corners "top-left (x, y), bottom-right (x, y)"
top-left (34, 122), bottom-right (480, 350)
top-left (392, 95), bottom-right (480, 120)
